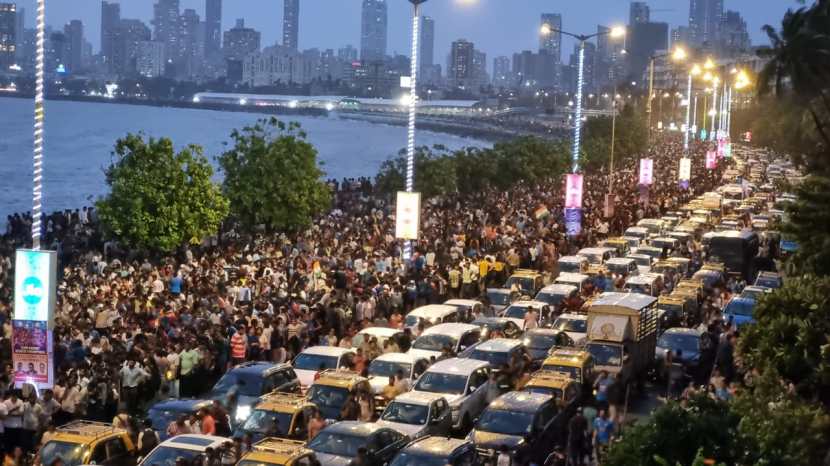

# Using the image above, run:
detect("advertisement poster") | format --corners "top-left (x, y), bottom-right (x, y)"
top-left (564, 208), bottom-right (582, 236)
top-left (565, 174), bottom-right (584, 209)
top-left (14, 249), bottom-right (57, 326)
top-left (679, 158), bottom-right (691, 181)
top-left (639, 159), bottom-right (654, 185)
top-left (706, 151), bottom-right (717, 169)
top-left (717, 139), bottom-right (727, 158)
top-left (12, 320), bottom-right (52, 387)
top-left (394, 192), bottom-right (421, 240)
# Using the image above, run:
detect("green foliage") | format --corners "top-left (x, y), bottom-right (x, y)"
top-left (218, 117), bottom-right (331, 232)
top-left (606, 396), bottom-right (742, 466)
top-left (374, 137), bottom-right (571, 196)
top-left (778, 176), bottom-right (830, 276)
top-left (738, 276), bottom-right (830, 405)
top-left (96, 133), bottom-right (229, 252)
top-left (582, 105), bottom-right (649, 171)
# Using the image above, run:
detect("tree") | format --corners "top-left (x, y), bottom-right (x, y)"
top-left (779, 177), bottom-right (830, 276)
top-left (374, 145), bottom-right (459, 197)
top-left (218, 117), bottom-right (331, 232)
top-left (738, 276), bottom-right (830, 405)
top-left (96, 134), bottom-right (229, 252)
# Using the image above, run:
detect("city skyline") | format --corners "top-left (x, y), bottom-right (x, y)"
top-left (12, 0), bottom-right (802, 64)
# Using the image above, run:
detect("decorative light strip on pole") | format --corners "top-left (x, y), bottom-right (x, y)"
top-left (402, 0), bottom-right (424, 260)
top-left (32, 0), bottom-right (46, 250)
top-left (571, 42), bottom-right (585, 174)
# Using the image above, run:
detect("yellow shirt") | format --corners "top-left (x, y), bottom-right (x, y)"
top-left (478, 260), bottom-right (489, 278)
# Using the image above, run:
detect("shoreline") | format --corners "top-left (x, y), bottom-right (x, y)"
top-left (1, 93), bottom-right (549, 143)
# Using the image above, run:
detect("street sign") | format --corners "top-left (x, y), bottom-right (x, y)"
top-left (14, 249), bottom-right (57, 326)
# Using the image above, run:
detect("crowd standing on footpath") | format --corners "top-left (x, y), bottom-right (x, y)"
top-left (0, 134), bottom-right (777, 466)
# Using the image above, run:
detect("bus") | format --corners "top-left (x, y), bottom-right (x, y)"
top-left (707, 231), bottom-right (759, 281)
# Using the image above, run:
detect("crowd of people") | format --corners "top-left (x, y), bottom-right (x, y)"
top-left (0, 133), bottom-right (744, 464)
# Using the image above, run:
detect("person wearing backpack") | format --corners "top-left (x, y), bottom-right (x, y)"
top-left (137, 418), bottom-right (160, 457)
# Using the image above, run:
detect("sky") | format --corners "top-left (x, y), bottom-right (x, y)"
top-left (15, 0), bottom-right (802, 66)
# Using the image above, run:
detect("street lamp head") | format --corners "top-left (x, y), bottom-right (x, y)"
top-left (690, 64), bottom-right (702, 76)
top-left (703, 58), bottom-right (715, 70)
top-left (610, 26), bottom-right (626, 38)
top-left (540, 24), bottom-right (551, 35)
top-left (408, 0), bottom-right (428, 4)
top-left (672, 47), bottom-right (687, 62)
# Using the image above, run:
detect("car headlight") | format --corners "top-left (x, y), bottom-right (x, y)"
top-left (235, 405), bottom-right (252, 422)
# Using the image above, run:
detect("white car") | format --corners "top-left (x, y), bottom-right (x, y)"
top-left (460, 338), bottom-right (525, 371)
top-left (366, 352), bottom-right (430, 394)
top-left (351, 327), bottom-right (404, 350)
top-left (444, 299), bottom-right (491, 319)
top-left (501, 300), bottom-right (551, 330)
top-left (376, 390), bottom-right (453, 438)
top-left (292, 346), bottom-right (355, 388)
top-left (410, 358), bottom-right (491, 432)
top-left (404, 304), bottom-right (461, 330)
top-left (139, 434), bottom-right (228, 466)
top-left (550, 313), bottom-right (588, 345)
top-left (407, 323), bottom-right (481, 360)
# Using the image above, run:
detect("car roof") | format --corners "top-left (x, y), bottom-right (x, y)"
top-left (403, 437), bottom-right (471, 457)
top-left (300, 346), bottom-right (353, 357)
top-left (54, 421), bottom-right (127, 444)
top-left (256, 392), bottom-right (310, 412)
top-left (578, 247), bottom-right (615, 254)
top-left (149, 399), bottom-right (213, 412)
top-left (508, 300), bottom-right (549, 308)
top-left (158, 434), bottom-right (228, 451)
top-left (555, 272), bottom-right (590, 282)
top-left (556, 313), bottom-right (587, 321)
top-left (372, 352), bottom-right (424, 365)
top-left (320, 421), bottom-right (385, 437)
top-left (407, 304), bottom-right (459, 318)
top-left (472, 317), bottom-right (512, 325)
top-left (558, 255), bottom-right (588, 262)
top-left (242, 438), bottom-right (311, 464)
top-left (626, 226), bottom-right (649, 233)
top-left (389, 390), bottom-right (447, 406)
top-left (606, 258), bottom-right (636, 265)
top-left (472, 338), bottom-right (522, 353)
top-left (425, 357), bottom-right (488, 375)
top-left (486, 288), bottom-right (512, 295)
top-left (489, 391), bottom-right (551, 413)
top-left (590, 292), bottom-right (657, 309)
top-left (742, 285), bottom-right (770, 292)
top-left (420, 323), bottom-right (479, 337)
top-left (314, 370), bottom-right (367, 388)
top-left (625, 275), bottom-right (660, 285)
top-left (727, 297), bottom-right (756, 305)
top-left (525, 328), bottom-right (563, 336)
top-left (356, 327), bottom-right (401, 338)
top-left (661, 327), bottom-right (703, 336)
top-left (538, 284), bottom-right (578, 294)
top-left (228, 361), bottom-right (289, 375)
top-left (444, 299), bottom-right (481, 306)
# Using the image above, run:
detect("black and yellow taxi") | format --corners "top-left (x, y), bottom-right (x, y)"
top-left (235, 392), bottom-right (319, 442)
top-left (306, 369), bottom-right (371, 421)
top-left (541, 348), bottom-right (594, 386)
top-left (466, 391), bottom-right (562, 465)
top-left (37, 421), bottom-right (137, 466)
top-left (518, 370), bottom-right (582, 405)
top-left (505, 269), bottom-right (545, 297)
top-left (237, 438), bottom-right (318, 466)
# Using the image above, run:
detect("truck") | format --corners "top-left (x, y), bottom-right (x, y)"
top-left (584, 292), bottom-right (659, 389)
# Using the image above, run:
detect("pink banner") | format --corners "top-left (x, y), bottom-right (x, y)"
top-left (565, 174), bottom-right (584, 209)
top-left (706, 151), bottom-right (717, 169)
top-left (717, 139), bottom-right (727, 158)
top-left (639, 159), bottom-right (654, 185)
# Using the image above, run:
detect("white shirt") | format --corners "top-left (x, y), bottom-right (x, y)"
top-left (4, 398), bottom-right (24, 428)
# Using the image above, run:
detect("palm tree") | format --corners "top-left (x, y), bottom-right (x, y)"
top-left (757, 0), bottom-right (830, 149)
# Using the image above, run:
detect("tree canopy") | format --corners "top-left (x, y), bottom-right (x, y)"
top-left (218, 117), bottom-right (331, 232)
top-left (96, 133), bottom-right (229, 252)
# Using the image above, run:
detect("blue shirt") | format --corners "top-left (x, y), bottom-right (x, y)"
top-left (594, 417), bottom-right (615, 445)
top-left (170, 276), bottom-right (183, 294)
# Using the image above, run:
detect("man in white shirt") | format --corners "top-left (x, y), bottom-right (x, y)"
top-left (120, 360), bottom-right (150, 414)
top-left (5, 391), bottom-right (25, 448)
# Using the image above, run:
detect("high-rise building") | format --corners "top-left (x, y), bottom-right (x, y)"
top-left (223, 18), bottom-right (260, 82)
top-left (539, 13), bottom-right (562, 63)
top-left (721, 10), bottom-right (750, 56)
top-left (47, 31), bottom-right (69, 73)
top-left (689, 0), bottom-right (723, 48)
top-left (628, 21), bottom-right (669, 83)
top-left (205, 0), bottom-right (221, 57)
top-left (101, 1), bottom-right (120, 71)
top-left (137, 40), bottom-right (165, 77)
top-left (243, 44), bottom-right (308, 86)
top-left (338, 44), bottom-right (358, 62)
top-left (114, 19), bottom-right (151, 75)
top-left (449, 39), bottom-right (474, 88)
top-left (0, 3), bottom-right (16, 69)
top-left (473, 50), bottom-right (488, 86)
top-left (671, 26), bottom-right (690, 47)
top-left (360, 0), bottom-right (387, 62)
top-left (179, 8), bottom-right (203, 79)
top-left (283, 0), bottom-right (299, 51)
top-left (153, 0), bottom-right (181, 63)
top-left (492, 56), bottom-right (511, 87)
top-left (629, 2), bottom-right (650, 25)
top-left (14, 5), bottom-right (22, 61)
top-left (568, 41), bottom-right (596, 94)
top-left (420, 16), bottom-right (434, 68)
top-left (64, 20), bottom-right (83, 74)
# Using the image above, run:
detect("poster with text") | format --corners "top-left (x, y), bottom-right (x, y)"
top-left (565, 174), bottom-right (584, 209)
top-left (639, 159), bottom-right (654, 185)
top-left (679, 158), bottom-right (691, 181)
top-left (394, 192), bottom-right (421, 240)
top-left (564, 208), bottom-right (582, 236)
top-left (12, 320), bottom-right (52, 388)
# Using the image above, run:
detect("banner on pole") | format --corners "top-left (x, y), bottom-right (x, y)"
top-left (565, 174), bottom-right (584, 209)
top-left (11, 320), bottom-right (53, 389)
top-left (639, 158), bottom-right (654, 185)
top-left (564, 208), bottom-right (582, 236)
top-left (706, 150), bottom-right (717, 169)
top-left (14, 249), bottom-right (57, 327)
top-left (679, 158), bottom-right (691, 181)
top-left (395, 192), bottom-right (421, 240)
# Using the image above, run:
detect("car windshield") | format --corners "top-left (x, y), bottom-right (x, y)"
top-left (307, 385), bottom-right (350, 410)
top-left (523, 333), bottom-right (559, 350)
top-left (39, 441), bottom-right (86, 466)
top-left (630, 256), bottom-right (651, 266)
top-left (606, 264), bottom-right (631, 276)
top-left (412, 334), bottom-right (456, 352)
top-left (540, 364), bottom-right (580, 382)
top-left (558, 262), bottom-right (583, 273)
top-left (381, 401), bottom-right (429, 425)
top-left (552, 317), bottom-right (587, 333)
top-left (755, 277), bottom-right (780, 288)
top-left (369, 360), bottom-right (411, 379)
top-left (658, 303), bottom-right (683, 315)
top-left (658, 334), bottom-right (700, 353)
top-left (240, 409), bottom-right (293, 436)
top-left (294, 353), bottom-right (339, 371)
top-left (308, 432), bottom-right (365, 458)
top-left (725, 300), bottom-right (755, 317)
top-left (506, 277), bottom-right (534, 292)
top-left (535, 292), bottom-right (565, 306)
top-left (580, 253), bottom-right (602, 265)
top-left (488, 292), bottom-right (511, 306)
top-left (390, 452), bottom-right (448, 466)
top-left (740, 289), bottom-right (765, 300)
top-left (525, 386), bottom-right (564, 400)
top-left (504, 306), bottom-right (530, 320)
top-left (141, 446), bottom-right (204, 466)
top-left (625, 284), bottom-right (652, 296)
top-left (211, 371), bottom-right (265, 397)
top-left (468, 349), bottom-right (510, 367)
top-left (586, 343), bottom-right (623, 366)
top-left (476, 409), bottom-right (534, 436)
top-left (414, 372), bottom-right (467, 395)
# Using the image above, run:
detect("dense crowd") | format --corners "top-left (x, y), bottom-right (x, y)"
top-left (0, 134), bottom-right (740, 463)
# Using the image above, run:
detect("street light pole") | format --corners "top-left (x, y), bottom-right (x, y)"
top-left (571, 39), bottom-right (586, 173)
top-left (32, 0), bottom-right (46, 250)
top-left (710, 80), bottom-right (718, 141)
top-left (402, 0), bottom-right (425, 261)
